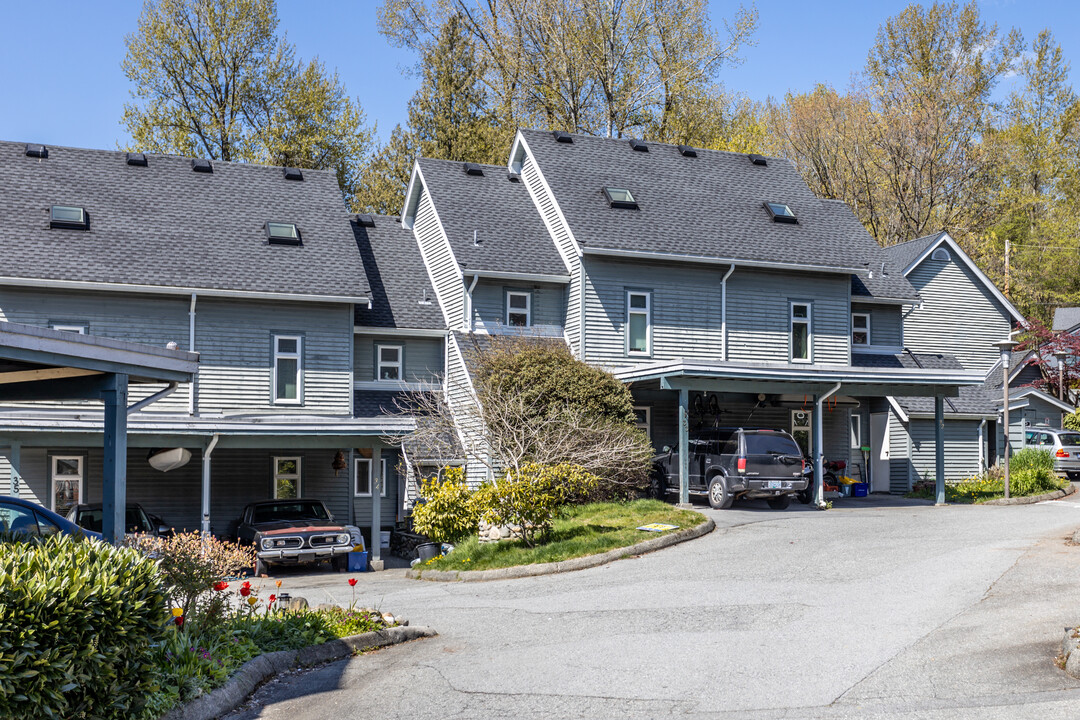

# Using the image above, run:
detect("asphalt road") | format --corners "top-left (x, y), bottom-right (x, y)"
top-left (226, 494), bottom-right (1080, 719)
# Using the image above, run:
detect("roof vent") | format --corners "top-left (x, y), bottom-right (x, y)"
top-left (552, 130), bottom-right (573, 144)
top-left (419, 288), bottom-right (433, 306)
top-left (191, 158), bottom-right (213, 173)
top-left (677, 145), bottom-right (698, 158)
top-left (507, 171), bottom-right (521, 183)
top-left (283, 167), bottom-right (303, 181)
top-left (463, 162), bottom-right (484, 176)
top-left (126, 152), bottom-right (148, 167)
top-left (352, 214), bottom-right (376, 227)
top-left (25, 144), bottom-right (47, 159)
top-left (267, 222), bottom-right (302, 246)
top-left (748, 153), bottom-right (768, 167)
top-left (629, 138), bottom-right (648, 152)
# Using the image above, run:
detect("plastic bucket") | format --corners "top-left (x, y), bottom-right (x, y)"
top-left (416, 542), bottom-right (441, 562)
top-left (347, 551), bottom-right (369, 572)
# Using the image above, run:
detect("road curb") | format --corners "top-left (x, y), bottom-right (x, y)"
top-left (160, 625), bottom-right (437, 720)
top-left (982, 483), bottom-right (1077, 506)
top-left (407, 514), bottom-right (715, 583)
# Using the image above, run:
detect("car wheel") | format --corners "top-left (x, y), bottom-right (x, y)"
top-left (767, 495), bottom-right (791, 510)
top-left (707, 476), bottom-right (733, 509)
top-left (650, 472), bottom-right (667, 500)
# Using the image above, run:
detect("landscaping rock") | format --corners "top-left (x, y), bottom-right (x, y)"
top-left (982, 484), bottom-right (1077, 506)
top-left (280, 596), bottom-right (308, 611)
top-left (1061, 628), bottom-right (1080, 679)
top-left (313, 603), bottom-right (339, 612)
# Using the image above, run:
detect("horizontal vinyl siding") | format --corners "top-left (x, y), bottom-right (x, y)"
top-left (851, 302), bottom-right (902, 348)
top-left (568, 265), bottom-right (582, 355)
top-left (904, 254), bottom-right (1012, 372)
top-left (888, 414), bottom-right (913, 494)
top-left (351, 450), bottom-right (400, 530)
top-left (471, 280), bottom-right (566, 334)
top-left (196, 299), bottom-right (352, 414)
top-left (446, 334), bottom-right (490, 485)
top-left (354, 336), bottom-right (444, 383)
top-left (583, 257), bottom-right (724, 366)
top-left (907, 419), bottom-right (982, 482)
top-left (413, 188), bottom-right (463, 330)
top-left (0, 288), bottom-right (192, 412)
top-left (727, 270), bottom-right (850, 366)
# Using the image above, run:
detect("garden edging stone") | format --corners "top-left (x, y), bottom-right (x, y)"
top-left (407, 514), bottom-right (715, 582)
top-left (160, 625), bottom-right (437, 720)
top-left (1061, 628), bottom-right (1080, 678)
top-left (981, 483), bottom-right (1076, 506)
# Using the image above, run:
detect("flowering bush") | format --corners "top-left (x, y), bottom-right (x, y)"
top-left (474, 463), bottom-right (599, 547)
top-left (411, 467), bottom-right (482, 543)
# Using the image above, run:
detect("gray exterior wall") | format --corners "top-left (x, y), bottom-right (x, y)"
top-left (413, 187), bottom-right (463, 330)
top-left (470, 279), bottom-right (566, 335)
top-left (889, 415), bottom-right (985, 491)
top-left (903, 252), bottom-right (1013, 372)
top-left (353, 335), bottom-right (444, 383)
top-left (851, 302), bottom-right (903, 349)
top-left (446, 334), bottom-right (490, 483)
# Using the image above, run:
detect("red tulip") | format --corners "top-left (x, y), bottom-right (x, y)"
top-left (239, 587), bottom-right (251, 597)
top-left (242, 580), bottom-right (251, 590)
top-left (213, 581), bottom-right (228, 591)
top-left (348, 578), bottom-right (357, 587)
top-left (268, 594), bottom-right (276, 604)
top-left (174, 616), bottom-right (184, 628)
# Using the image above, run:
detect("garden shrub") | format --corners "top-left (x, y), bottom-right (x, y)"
top-left (1010, 467), bottom-right (1063, 496)
top-left (411, 467), bottom-right (481, 543)
top-left (1009, 447), bottom-right (1055, 475)
top-left (1064, 411), bottom-right (1080, 432)
top-left (0, 534), bottom-right (169, 720)
top-left (475, 463), bottom-right (599, 547)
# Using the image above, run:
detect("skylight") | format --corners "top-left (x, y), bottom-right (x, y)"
top-left (267, 222), bottom-right (301, 245)
top-left (764, 202), bottom-right (797, 224)
top-left (604, 187), bottom-right (638, 210)
top-left (50, 205), bottom-right (88, 230)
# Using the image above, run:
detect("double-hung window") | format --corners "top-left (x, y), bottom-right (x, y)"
top-left (506, 291), bottom-right (531, 327)
top-left (633, 407), bottom-right (651, 439)
top-left (790, 302), bottom-right (811, 362)
top-left (273, 457), bottom-right (301, 499)
top-left (355, 457), bottom-right (372, 496)
top-left (852, 313), bottom-right (870, 347)
top-left (377, 345), bottom-right (402, 381)
top-left (273, 335), bottom-right (302, 404)
top-left (627, 291), bottom-right (652, 355)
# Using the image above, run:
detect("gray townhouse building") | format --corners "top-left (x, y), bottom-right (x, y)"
top-left (2, 131), bottom-right (1071, 534)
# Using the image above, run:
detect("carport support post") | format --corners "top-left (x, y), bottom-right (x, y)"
top-left (934, 395), bottom-right (946, 505)
top-left (102, 373), bottom-right (129, 545)
top-left (813, 395), bottom-right (824, 506)
top-left (371, 444), bottom-right (383, 570)
top-left (678, 388), bottom-right (690, 506)
top-left (4, 442), bottom-right (21, 497)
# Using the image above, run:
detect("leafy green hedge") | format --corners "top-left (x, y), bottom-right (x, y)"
top-left (0, 534), bottom-right (168, 720)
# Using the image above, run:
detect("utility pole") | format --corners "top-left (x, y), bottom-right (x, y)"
top-left (995, 339), bottom-right (1019, 499)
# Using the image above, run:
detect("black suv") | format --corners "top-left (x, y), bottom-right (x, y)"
top-left (653, 427), bottom-right (808, 509)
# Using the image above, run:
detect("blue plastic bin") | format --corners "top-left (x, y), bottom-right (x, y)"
top-left (852, 483), bottom-right (869, 497)
top-left (347, 551), bottom-right (369, 572)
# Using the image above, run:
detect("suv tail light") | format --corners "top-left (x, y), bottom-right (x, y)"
top-left (1056, 448), bottom-right (1069, 458)
top-left (737, 457), bottom-right (746, 473)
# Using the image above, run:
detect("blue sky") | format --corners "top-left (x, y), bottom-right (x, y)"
top-left (1, 1), bottom-right (1076, 151)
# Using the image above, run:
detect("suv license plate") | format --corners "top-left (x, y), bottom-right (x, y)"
top-left (767, 481), bottom-right (782, 489)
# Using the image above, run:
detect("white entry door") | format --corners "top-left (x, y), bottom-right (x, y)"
top-left (870, 413), bottom-right (891, 493)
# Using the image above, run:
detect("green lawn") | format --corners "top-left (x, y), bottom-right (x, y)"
top-left (418, 499), bottom-right (706, 572)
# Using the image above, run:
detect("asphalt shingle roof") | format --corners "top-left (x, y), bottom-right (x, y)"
top-left (354, 389), bottom-right (410, 419)
top-left (0, 141), bottom-right (367, 299)
top-left (353, 214), bottom-right (444, 330)
top-left (892, 351), bottom-right (1040, 416)
top-left (417, 157), bottom-right (567, 277)
top-left (851, 351), bottom-right (964, 371)
top-left (1053, 307), bottom-right (1080, 332)
top-left (518, 129), bottom-right (919, 300)
top-left (881, 233), bottom-right (944, 274)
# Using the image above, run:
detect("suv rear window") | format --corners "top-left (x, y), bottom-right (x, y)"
top-left (743, 432), bottom-right (801, 455)
top-left (1059, 434), bottom-right (1080, 446)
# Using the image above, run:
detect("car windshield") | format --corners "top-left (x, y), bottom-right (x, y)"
top-left (77, 507), bottom-right (152, 534)
top-left (252, 502), bottom-right (330, 524)
top-left (1058, 434), bottom-right (1080, 446)
top-left (743, 432), bottom-right (801, 456)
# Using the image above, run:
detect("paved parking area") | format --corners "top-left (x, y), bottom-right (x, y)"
top-left (227, 494), bottom-right (1080, 719)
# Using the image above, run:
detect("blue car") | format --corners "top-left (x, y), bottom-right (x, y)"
top-left (0, 495), bottom-right (102, 541)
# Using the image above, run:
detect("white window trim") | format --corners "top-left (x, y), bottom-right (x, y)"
top-left (50, 455), bottom-right (84, 513)
top-left (931, 247), bottom-right (951, 262)
top-left (376, 344), bottom-right (403, 382)
top-left (272, 335), bottom-right (303, 405)
top-left (634, 406), bottom-right (651, 439)
top-left (355, 457), bottom-right (373, 497)
top-left (272, 456), bottom-right (302, 499)
top-left (50, 324), bottom-right (87, 334)
top-left (506, 291), bottom-right (532, 328)
top-left (851, 312), bottom-right (870, 347)
top-left (626, 290), bottom-right (652, 356)
top-left (790, 301), bottom-right (812, 363)
top-left (850, 413), bottom-right (862, 448)
top-left (380, 457), bottom-right (389, 498)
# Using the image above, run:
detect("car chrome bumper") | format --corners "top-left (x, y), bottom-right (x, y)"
top-left (257, 546), bottom-right (351, 563)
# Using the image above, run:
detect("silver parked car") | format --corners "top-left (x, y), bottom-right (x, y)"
top-left (1025, 427), bottom-right (1080, 479)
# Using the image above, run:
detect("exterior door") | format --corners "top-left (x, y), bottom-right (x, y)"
top-left (870, 413), bottom-right (891, 493)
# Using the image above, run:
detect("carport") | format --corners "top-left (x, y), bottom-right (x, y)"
top-left (617, 359), bottom-right (983, 506)
top-left (0, 321), bottom-right (198, 542)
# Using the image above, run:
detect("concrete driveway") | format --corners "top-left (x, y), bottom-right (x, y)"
top-left (226, 494), bottom-right (1080, 719)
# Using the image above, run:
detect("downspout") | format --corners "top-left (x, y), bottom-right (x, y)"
top-left (978, 418), bottom-right (987, 473)
top-left (721, 265), bottom-right (736, 361)
top-left (465, 274), bottom-right (479, 332)
top-left (814, 382), bottom-right (842, 507)
top-left (188, 293), bottom-right (198, 415)
top-left (201, 433), bottom-right (220, 536)
top-left (127, 382), bottom-right (179, 414)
